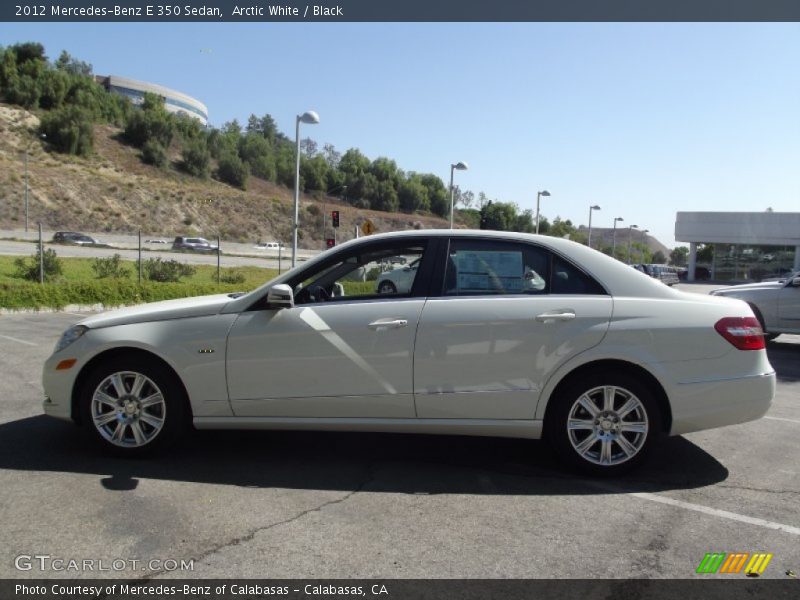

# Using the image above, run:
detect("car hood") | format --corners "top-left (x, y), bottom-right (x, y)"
top-left (711, 281), bottom-right (784, 295)
top-left (78, 294), bottom-right (234, 329)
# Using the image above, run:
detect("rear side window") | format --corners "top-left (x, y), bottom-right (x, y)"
top-left (442, 239), bottom-right (605, 296)
top-left (551, 255), bottom-right (606, 294)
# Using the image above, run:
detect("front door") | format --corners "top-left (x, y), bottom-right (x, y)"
top-left (226, 240), bottom-right (431, 417)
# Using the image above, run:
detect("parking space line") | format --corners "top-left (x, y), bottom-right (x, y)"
top-left (0, 334), bottom-right (37, 346)
top-left (628, 491), bottom-right (800, 536)
top-left (764, 416), bottom-right (800, 425)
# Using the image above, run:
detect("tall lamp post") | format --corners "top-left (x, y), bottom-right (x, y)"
top-left (587, 204), bottom-right (601, 248)
top-left (627, 224), bottom-right (639, 264)
top-left (612, 217), bottom-right (624, 259)
top-left (535, 190), bottom-right (550, 234)
top-left (449, 161), bottom-right (469, 229)
top-left (24, 133), bottom-right (47, 234)
top-left (640, 229), bottom-right (650, 263)
top-left (292, 110), bottom-right (319, 268)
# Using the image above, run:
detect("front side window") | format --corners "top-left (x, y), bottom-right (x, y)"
top-left (293, 244), bottom-right (427, 305)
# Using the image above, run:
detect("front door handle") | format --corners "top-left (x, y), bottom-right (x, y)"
top-left (535, 311), bottom-right (576, 323)
top-left (368, 318), bottom-right (409, 331)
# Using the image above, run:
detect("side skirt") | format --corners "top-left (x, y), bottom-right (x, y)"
top-left (193, 417), bottom-right (543, 439)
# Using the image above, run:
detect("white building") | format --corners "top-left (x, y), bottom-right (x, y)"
top-left (95, 75), bottom-right (208, 126)
top-left (675, 212), bottom-right (800, 282)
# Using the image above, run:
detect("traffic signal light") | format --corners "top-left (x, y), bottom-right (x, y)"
top-left (332, 211), bottom-right (340, 228)
top-left (326, 238), bottom-right (336, 248)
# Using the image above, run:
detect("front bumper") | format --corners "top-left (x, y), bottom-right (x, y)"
top-left (669, 370), bottom-right (776, 435)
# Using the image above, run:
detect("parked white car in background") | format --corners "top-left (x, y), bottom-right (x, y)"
top-left (376, 258), bottom-right (420, 294)
top-left (42, 230), bottom-right (775, 475)
top-left (710, 271), bottom-right (800, 340)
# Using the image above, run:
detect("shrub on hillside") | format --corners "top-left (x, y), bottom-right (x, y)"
top-left (14, 247), bottom-right (63, 282)
top-left (139, 258), bottom-right (195, 282)
top-left (216, 152), bottom-right (249, 189)
top-left (141, 139), bottom-right (167, 168)
top-left (181, 138), bottom-right (210, 178)
top-left (38, 105), bottom-right (94, 156)
top-left (92, 254), bottom-right (130, 279)
top-left (123, 93), bottom-right (174, 149)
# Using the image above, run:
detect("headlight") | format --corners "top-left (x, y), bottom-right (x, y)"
top-left (54, 325), bottom-right (88, 353)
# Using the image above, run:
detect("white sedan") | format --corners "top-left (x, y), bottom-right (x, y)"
top-left (709, 271), bottom-right (800, 340)
top-left (42, 230), bottom-right (775, 475)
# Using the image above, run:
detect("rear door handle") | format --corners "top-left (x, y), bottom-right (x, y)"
top-left (368, 318), bottom-right (409, 331)
top-left (535, 311), bottom-right (576, 323)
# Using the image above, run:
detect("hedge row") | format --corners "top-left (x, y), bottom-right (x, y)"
top-left (0, 281), bottom-right (250, 310)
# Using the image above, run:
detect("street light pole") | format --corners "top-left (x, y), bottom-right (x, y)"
top-left (641, 229), bottom-right (650, 263)
top-left (292, 110), bottom-right (319, 269)
top-left (449, 161), bottom-right (468, 229)
top-left (23, 133), bottom-right (47, 235)
top-left (587, 205), bottom-right (601, 248)
top-left (627, 224), bottom-right (639, 264)
top-left (535, 190), bottom-right (550, 234)
top-left (612, 217), bottom-right (624, 259)
top-left (24, 148), bottom-right (29, 234)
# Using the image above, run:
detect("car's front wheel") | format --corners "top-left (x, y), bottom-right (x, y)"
top-left (377, 280), bottom-right (397, 294)
top-left (546, 370), bottom-right (661, 476)
top-left (80, 355), bottom-right (187, 456)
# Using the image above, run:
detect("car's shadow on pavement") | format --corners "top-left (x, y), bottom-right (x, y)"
top-left (0, 415), bottom-right (728, 495)
top-left (767, 338), bottom-right (800, 382)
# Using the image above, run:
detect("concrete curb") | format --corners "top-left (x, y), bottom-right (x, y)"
top-left (1, 303), bottom-right (127, 315)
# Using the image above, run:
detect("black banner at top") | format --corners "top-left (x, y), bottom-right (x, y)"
top-left (4, 0), bottom-right (800, 22)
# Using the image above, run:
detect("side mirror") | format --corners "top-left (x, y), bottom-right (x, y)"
top-left (267, 284), bottom-right (294, 308)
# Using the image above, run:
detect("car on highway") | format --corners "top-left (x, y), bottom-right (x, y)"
top-left (254, 242), bottom-right (283, 250)
top-left (52, 231), bottom-right (104, 246)
top-left (42, 230), bottom-right (775, 475)
top-left (709, 271), bottom-right (800, 340)
top-left (172, 236), bottom-right (218, 252)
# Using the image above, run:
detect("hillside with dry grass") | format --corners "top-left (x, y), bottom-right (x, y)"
top-left (0, 104), bottom-right (451, 246)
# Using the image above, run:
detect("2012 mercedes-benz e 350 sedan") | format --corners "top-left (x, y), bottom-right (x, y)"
top-left (43, 230), bottom-right (775, 475)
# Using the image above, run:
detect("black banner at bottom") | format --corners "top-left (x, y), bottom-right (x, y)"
top-left (2, 579), bottom-right (798, 600)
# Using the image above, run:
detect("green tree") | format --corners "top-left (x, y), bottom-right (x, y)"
top-left (181, 137), bottom-right (210, 178)
top-left (39, 105), bottom-right (94, 155)
top-left (217, 151), bottom-right (249, 189)
top-left (141, 139), bottom-right (167, 167)
top-left (398, 176), bottom-right (429, 213)
top-left (123, 92), bottom-right (174, 149)
top-left (669, 246), bottom-right (689, 266)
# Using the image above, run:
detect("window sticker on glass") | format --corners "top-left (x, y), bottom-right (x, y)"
top-left (454, 251), bottom-right (524, 292)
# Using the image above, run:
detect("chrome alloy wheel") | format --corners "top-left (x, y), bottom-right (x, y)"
top-left (90, 371), bottom-right (166, 448)
top-left (566, 385), bottom-right (649, 466)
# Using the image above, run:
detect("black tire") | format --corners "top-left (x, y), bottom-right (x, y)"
top-left (79, 354), bottom-right (188, 457)
top-left (377, 280), bottom-right (397, 294)
top-left (545, 370), bottom-right (662, 476)
top-left (748, 304), bottom-right (778, 342)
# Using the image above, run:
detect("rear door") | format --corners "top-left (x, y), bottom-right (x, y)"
top-left (413, 238), bottom-right (613, 419)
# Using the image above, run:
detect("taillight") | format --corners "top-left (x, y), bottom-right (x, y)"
top-left (714, 317), bottom-right (765, 350)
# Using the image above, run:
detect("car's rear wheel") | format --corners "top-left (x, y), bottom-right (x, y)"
top-left (748, 304), bottom-right (778, 342)
top-left (80, 355), bottom-right (187, 456)
top-left (546, 370), bottom-right (661, 476)
top-left (377, 281), bottom-right (397, 294)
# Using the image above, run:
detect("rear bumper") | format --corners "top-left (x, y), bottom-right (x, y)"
top-left (669, 371), bottom-right (775, 435)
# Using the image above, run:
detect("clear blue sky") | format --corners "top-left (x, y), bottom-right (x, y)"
top-left (2, 22), bottom-right (799, 247)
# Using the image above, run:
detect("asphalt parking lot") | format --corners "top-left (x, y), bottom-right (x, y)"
top-left (0, 310), bottom-right (798, 580)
